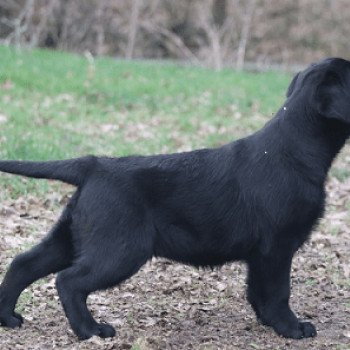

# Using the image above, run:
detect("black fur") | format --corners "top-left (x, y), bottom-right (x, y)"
top-left (1, 58), bottom-right (350, 340)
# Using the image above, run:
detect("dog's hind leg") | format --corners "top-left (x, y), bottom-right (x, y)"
top-left (246, 250), bottom-right (317, 339)
top-left (55, 228), bottom-right (151, 340)
top-left (0, 208), bottom-right (74, 328)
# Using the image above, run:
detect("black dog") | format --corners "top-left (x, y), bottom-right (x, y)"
top-left (1, 58), bottom-right (350, 341)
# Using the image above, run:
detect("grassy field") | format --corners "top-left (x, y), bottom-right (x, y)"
top-left (0, 45), bottom-right (289, 197)
top-left (0, 47), bottom-right (349, 349)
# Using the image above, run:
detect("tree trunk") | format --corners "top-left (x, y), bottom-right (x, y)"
top-left (236, 0), bottom-right (256, 70)
top-left (126, 0), bottom-right (141, 59)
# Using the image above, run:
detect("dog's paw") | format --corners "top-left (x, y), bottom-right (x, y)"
top-left (297, 321), bottom-right (317, 338)
top-left (13, 312), bottom-right (23, 323)
top-left (77, 322), bottom-right (116, 340)
top-left (97, 323), bottom-right (116, 338)
top-left (0, 312), bottom-right (24, 328)
top-left (274, 321), bottom-right (317, 339)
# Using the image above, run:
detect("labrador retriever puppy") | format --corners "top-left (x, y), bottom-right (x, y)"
top-left (1, 58), bottom-right (349, 341)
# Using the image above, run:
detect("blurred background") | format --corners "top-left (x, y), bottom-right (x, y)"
top-left (1, 0), bottom-right (349, 70)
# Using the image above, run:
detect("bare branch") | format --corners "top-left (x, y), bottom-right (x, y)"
top-left (141, 21), bottom-right (200, 63)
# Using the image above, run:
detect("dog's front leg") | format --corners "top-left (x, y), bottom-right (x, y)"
top-left (246, 251), bottom-right (316, 339)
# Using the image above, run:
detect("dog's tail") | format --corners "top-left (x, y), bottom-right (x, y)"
top-left (0, 155), bottom-right (96, 186)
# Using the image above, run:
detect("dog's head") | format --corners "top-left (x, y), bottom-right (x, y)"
top-left (287, 58), bottom-right (350, 124)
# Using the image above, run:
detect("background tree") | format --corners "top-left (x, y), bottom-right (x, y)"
top-left (0, 0), bottom-right (349, 69)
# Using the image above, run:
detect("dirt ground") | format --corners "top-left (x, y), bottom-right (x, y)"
top-left (0, 160), bottom-right (350, 349)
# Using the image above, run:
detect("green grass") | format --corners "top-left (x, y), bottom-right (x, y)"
top-left (330, 167), bottom-right (350, 182)
top-left (0, 46), bottom-right (291, 197)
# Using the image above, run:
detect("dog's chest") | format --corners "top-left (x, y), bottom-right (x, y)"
top-left (263, 183), bottom-right (325, 245)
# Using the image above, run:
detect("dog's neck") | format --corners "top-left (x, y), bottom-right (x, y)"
top-left (260, 102), bottom-right (350, 185)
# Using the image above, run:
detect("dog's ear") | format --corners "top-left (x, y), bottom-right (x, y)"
top-left (313, 69), bottom-right (350, 123)
top-left (286, 72), bottom-right (300, 98)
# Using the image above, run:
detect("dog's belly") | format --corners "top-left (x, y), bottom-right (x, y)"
top-left (153, 223), bottom-right (253, 267)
